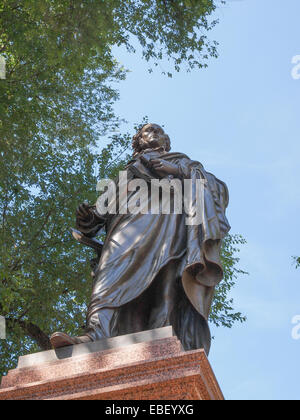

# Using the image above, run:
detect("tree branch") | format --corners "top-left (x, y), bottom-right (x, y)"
top-left (6, 319), bottom-right (51, 351)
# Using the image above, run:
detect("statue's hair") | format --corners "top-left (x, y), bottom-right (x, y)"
top-left (132, 124), bottom-right (171, 155)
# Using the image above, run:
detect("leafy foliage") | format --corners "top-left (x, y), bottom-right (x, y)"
top-left (293, 257), bottom-right (300, 269)
top-left (112, 0), bottom-right (220, 75)
top-left (211, 234), bottom-right (248, 328)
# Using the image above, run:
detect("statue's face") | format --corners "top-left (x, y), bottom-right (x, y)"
top-left (139, 124), bottom-right (167, 150)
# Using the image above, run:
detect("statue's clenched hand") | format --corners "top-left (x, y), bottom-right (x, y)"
top-left (76, 202), bottom-right (96, 227)
top-left (149, 159), bottom-right (179, 178)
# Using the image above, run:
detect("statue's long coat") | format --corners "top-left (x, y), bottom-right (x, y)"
top-left (80, 152), bottom-right (230, 354)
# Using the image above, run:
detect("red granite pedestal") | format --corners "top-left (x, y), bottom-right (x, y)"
top-left (0, 330), bottom-right (224, 400)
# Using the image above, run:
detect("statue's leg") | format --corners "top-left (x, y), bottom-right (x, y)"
top-left (84, 260), bottom-right (181, 340)
top-left (148, 259), bottom-right (180, 329)
top-left (85, 307), bottom-right (119, 341)
top-left (86, 296), bottom-right (149, 339)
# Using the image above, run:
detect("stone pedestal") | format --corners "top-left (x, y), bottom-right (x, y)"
top-left (0, 327), bottom-right (223, 400)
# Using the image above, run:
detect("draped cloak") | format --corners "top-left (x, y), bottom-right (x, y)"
top-left (80, 152), bottom-right (230, 355)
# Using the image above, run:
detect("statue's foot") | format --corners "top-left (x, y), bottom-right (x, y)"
top-left (50, 332), bottom-right (92, 349)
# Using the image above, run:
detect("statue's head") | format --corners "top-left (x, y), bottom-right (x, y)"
top-left (132, 123), bottom-right (171, 155)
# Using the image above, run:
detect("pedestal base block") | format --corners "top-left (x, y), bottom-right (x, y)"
top-left (0, 328), bottom-right (223, 400)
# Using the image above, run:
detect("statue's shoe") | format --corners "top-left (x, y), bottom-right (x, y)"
top-left (50, 332), bottom-right (92, 349)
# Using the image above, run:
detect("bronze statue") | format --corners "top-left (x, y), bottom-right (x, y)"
top-left (50, 124), bottom-right (230, 354)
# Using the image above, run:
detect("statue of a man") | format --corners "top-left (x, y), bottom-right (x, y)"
top-left (50, 124), bottom-right (230, 354)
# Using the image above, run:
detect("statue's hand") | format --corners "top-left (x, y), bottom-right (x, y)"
top-left (76, 202), bottom-right (95, 227)
top-left (149, 159), bottom-right (179, 178)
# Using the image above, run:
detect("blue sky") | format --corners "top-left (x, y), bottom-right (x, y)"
top-left (110, 0), bottom-right (300, 400)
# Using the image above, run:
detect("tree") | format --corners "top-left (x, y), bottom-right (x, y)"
top-left (0, 0), bottom-right (246, 380)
